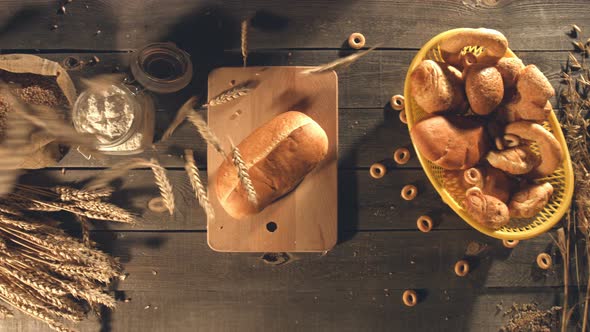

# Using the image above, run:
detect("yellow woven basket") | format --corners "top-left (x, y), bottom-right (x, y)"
top-left (404, 28), bottom-right (574, 240)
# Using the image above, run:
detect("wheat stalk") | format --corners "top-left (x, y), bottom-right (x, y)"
top-left (85, 158), bottom-right (153, 190)
top-left (241, 19), bottom-right (249, 67)
top-left (149, 159), bottom-right (175, 215)
top-left (184, 150), bottom-right (214, 219)
top-left (0, 303), bottom-right (13, 319)
top-left (187, 111), bottom-right (226, 156)
top-left (206, 83), bottom-right (252, 107)
top-left (73, 201), bottom-right (135, 224)
top-left (52, 186), bottom-right (112, 202)
top-left (301, 45), bottom-right (379, 74)
top-left (161, 96), bottom-right (199, 141)
top-left (229, 140), bottom-right (257, 205)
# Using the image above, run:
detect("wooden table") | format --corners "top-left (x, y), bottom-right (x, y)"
top-left (0, 1), bottom-right (585, 331)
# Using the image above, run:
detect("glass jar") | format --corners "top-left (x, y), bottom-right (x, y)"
top-left (72, 82), bottom-right (155, 155)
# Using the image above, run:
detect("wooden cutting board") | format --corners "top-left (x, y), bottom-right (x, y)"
top-left (206, 66), bottom-right (338, 252)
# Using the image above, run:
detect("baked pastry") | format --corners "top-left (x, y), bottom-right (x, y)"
top-left (464, 187), bottom-right (510, 229)
top-left (509, 182), bottom-right (554, 218)
top-left (440, 28), bottom-right (508, 67)
top-left (410, 115), bottom-right (488, 170)
top-left (495, 57), bottom-right (524, 93)
top-left (504, 121), bottom-right (562, 178)
top-left (465, 64), bottom-right (504, 115)
top-left (216, 111), bottom-right (328, 219)
top-left (486, 146), bottom-right (541, 175)
top-left (409, 60), bottom-right (466, 114)
top-left (517, 65), bottom-right (554, 106)
top-left (463, 166), bottom-right (512, 203)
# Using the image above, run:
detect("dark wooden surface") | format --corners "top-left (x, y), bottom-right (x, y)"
top-left (0, 1), bottom-right (581, 331)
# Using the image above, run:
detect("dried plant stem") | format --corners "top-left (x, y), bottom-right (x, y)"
top-left (187, 111), bottom-right (226, 156)
top-left (161, 96), bottom-right (198, 141)
top-left (301, 44), bottom-right (379, 74)
top-left (149, 159), bottom-right (174, 215)
top-left (241, 19), bottom-right (248, 67)
top-left (230, 140), bottom-right (257, 205)
top-left (206, 83), bottom-right (252, 107)
top-left (184, 150), bottom-right (214, 219)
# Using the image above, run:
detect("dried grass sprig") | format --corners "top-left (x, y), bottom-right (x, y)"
top-left (85, 158), bottom-right (153, 191)
top-left (301, 44), bottom-right (379, 74)
top-left (52, 186), bottom-right (113, 202)
top-left (149, 158), bottom-right (174, 215)
top-left (229, 140), bottom-right (257, 205)
top-left (187, 111), bottom-right (226, 156)
top-left (241, 19), bottom-right (249, 67)
top-left (161, 96), bottom-right (199, 141)
top-left (206, 83), bottom-right (252, 107)
top-left (184, 150), bottom-right (214, 219)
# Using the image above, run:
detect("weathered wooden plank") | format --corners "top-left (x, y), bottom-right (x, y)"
top-left (20, 169), bottom-right (473, 232)
top-left (0, 287), bottom-right (563, 332)
top-left (38, 50), bottom-right (568, 110)
top-left (0, 1), bottom-right (586, 51)
top-left (0, 287), bottom-right (565, 332)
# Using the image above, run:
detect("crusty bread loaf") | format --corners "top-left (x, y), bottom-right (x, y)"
top-left (410, 115), bottom-right (488, 170)
top-left (465, 64), bottom-right (504, 115)
top-left (216, 111), bottom-right (328, 219)
top-left (409, 60), bottom-right (466, 114)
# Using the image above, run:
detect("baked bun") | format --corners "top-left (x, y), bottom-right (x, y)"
top-left (495, 57), bottom-right (524, 93)
top-left (465, 64), bottom-right (504, 115)
top-left (216, 111), bottom-right (328, 219)
top-left (410, 115), bottom-right (488, 170)
top-left (410, 60), bottom-right (466, 114)
top-left (517, 65), bottom-right (554, 106)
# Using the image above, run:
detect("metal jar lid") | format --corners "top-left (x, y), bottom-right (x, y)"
top-left (130, 42), bottom-right (193, 94)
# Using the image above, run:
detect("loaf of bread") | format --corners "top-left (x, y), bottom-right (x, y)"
top-left (465, 64), bottom-right (504, 115)
top-left (216, 111), bottom-right (329, 219)
top-left (409, 60), bottom-right (466, 114)
top-left (410, 115), bottom-right (488, 170)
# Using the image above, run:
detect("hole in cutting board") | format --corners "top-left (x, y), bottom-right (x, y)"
top-left (266, 221), bottom-right (277, 232)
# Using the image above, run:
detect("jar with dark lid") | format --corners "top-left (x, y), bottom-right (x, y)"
top-left (130, 42), bottom-right (193, 94)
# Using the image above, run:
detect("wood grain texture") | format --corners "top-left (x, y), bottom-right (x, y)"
top-left (19, 169), bottom-right (474, 232)
top-left (0, 1), bottom-right (587, 51)
top-left (207, 67), bottom-right (338, 252)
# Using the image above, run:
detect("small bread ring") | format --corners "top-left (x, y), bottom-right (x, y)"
top-left (399, 110), bottom-right (408, 124)
top-left (148, 197), bottom-right (168, 213)
top-left (454, 260), bottom-right (470, 277)
top-left (416, 215), bottom-right (433, 233)
top-left (391, 95), bottom-right (405, 111)
top-left (461, 52), bottom-right (478, 68)
top-left (394, 148), bottom-right (411, 165)
top-left (502, 239), bottom-right (519, 249)
top-left (402, 290), bottom-right (418, 307)
top-left (348, 32), bottom-right (366, 49)
top-left (401, 184), bottom-right (418, 201)
top-left (536, 253), bottom-right (552, 270)
top-left (370, 163), bottom-right (387, 179)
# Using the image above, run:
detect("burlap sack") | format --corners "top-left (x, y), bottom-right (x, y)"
top-left (0, 54), bottom-right (76, 169)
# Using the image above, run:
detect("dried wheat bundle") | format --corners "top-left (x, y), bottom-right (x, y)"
top-left (184, 150), bottom-right (214, 219)
top-left (187, 110), bottom-right (226, 156)
top-left (229, 140), bottom-right (257, 205)
top-left (301, 45), bottom-right (379, 74)
top-left (149, 158), bottom-right (175, 215)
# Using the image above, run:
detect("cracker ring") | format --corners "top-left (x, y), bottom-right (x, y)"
top-left (440, 28), bottom-right (508, 66)
top-left (502, 239), bottom-right (519, 248)
top-left (454, 260), bottom-right (470, 277)
top-left (370, 163), bottom-right (387, 179)
top-left (402, 290), bottom-right (418, 307)
top-left (416, 215), bottom-right (433, 233)
top-left (391, 95), bottom-right (405, 111)
top-left (394, 147), bottom-right (411, 165)
top-left (399, 110), bottom-right (408, 124)
top-left (348, 32), bottom-right (366, 49)
top-left (401, 184), bottom-right (418, 201)
top-left (148, 197), bottom-right (168, 213)
top-left (536, 253), bottom-right (552, 270)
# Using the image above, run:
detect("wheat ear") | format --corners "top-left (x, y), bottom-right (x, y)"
top-left (241, 19), bottom-right (248, 67)
top-left (184, 150), bottom-right (214, 219)
top-left (187, 111), bottom-right (226, 156)
top-left (229, 140), bottom-right (257, 205)
top-left (301, 44), bottom-right (379, 74)
top-left (161, 96), bottom-right (199, 141)
top-left (149, 158), bottom-right (175, 215)
top-left (85, 158), bottom-right (153, 190)
top-left (206, 83), bottom-right (252, 107)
